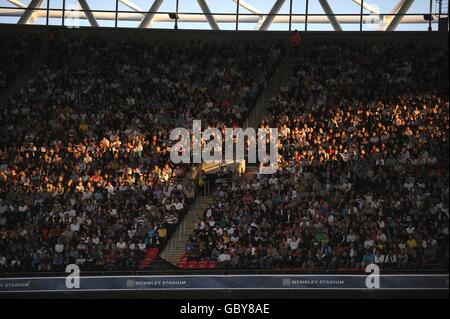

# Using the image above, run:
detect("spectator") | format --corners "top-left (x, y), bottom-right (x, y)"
top-left (290, 30), bottom-right (301, 57)
top-left (185, 41), bottom-right (449, 272)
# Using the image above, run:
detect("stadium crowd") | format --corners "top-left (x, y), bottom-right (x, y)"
top-left (0, 35), bottom-right (40, 90)
top-left (185, 42), bottom-right (449, 271)
top-left (0, 33), bottom-right (282, 272)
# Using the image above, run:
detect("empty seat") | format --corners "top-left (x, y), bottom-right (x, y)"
top-left (197, 261), bottom-right (209, 269)
top-left (186, 261), bottom-right (198, 269)
top-left (138, 263), bottom-right (147, 270)
top-left (208, 261), bottom-right (217, 269)
top-left (177, 262), bottom-right (187, 269)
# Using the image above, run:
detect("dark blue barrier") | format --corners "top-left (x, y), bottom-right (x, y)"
top-left (0, 274), bottom-right (448, 293)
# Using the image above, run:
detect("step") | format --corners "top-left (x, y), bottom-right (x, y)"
top-left (162, 56), bottom-right (293, 267)
top-left (160, 195), bottom-right (214, 265)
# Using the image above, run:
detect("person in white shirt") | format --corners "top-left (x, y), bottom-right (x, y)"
top-left (364, 239), bottom-right (374, 249)
top-left (116, 239), bottom-right (127, 250)
top-left (10, 258), bottom-right (21, 268)
top-left (110, 208), bottom-right (118, 217)
top-left (174, 202), bottom-right (184, 211)
top-left (0, 256), bottom-right (7, 268)
top-left (55, 241), bottom-right (64, 254)
top-left (205, 208), bottom-right (213, 218)
top-left (406, 225), bottom-right (415, 234)
top-left (92, 236), bottom-right (100, 245)
top-left (138, 240), bottom-right (146, 251)
top-left (290, 237), bottom-right (301, 250)
top-left (378, 232), bottom-right (387, 243)
top-left (217, 251), bottom-right (231, 265)
top-left (67, 209), bottom-right (76, 218)
top-left (214, 225), bottom-right (223, 236)
top-left (346, 232), bottom-right (356, 243)
top-left (70, 221), bottom-right (80, 232)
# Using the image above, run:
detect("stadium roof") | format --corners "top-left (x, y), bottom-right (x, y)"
top-left (0, 0), bottom-right (448, 31)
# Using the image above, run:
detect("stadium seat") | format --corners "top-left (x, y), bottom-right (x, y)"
top-left (138, 263), bottom-right (147, 270)
top-left (208, 261), bottom-right (217, 269)
top-left (187, 261), bottom-right (198, 269)
top-left (147, 251), bottom-right (158, 259)
top-left (177, 261), bottom-right (187, 269)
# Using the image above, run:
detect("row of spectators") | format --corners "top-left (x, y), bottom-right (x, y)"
top-left (0, 33), bottom-right (283, 272)
top-left (185, 42), bottom-right (449, 271)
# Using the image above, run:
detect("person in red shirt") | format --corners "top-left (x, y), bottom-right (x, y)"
top-left (290, 30), bottom-right (301, 56)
